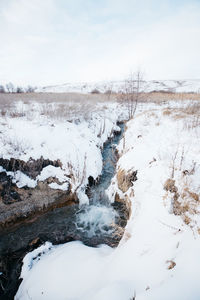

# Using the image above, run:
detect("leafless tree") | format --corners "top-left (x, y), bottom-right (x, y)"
top-left (0, 85), bottom-right (5, 93)
top-left (6, 82), bottom-right (15, 93)
top-left (119, 70), bottom-right (144, 119)
top-left (91, 88), bottom-right (100, 94)
top-left (16, 86), bottom-right (24, 93)
top-left (26, 85), bottom-right (35, 93)
top-left (104, 81), bottom-right (114, 100)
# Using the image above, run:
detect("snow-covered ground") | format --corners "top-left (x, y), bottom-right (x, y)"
top-left (15, 100), bottom-right (200, 300)
top-left (0, 100), bottom-right (126, 204)
top-left (36, 79), bottom-right (200, 94)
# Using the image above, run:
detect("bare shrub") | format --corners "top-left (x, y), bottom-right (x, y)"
top-left (91, 88), bottom-right (100, 94)
top-left (9, 111), bottom-right (26, 118)
top-left (67, 153), bottom-right (87, 191)
top-left (97, 118), bottom-right (106, 138)
top-left (130, 291), bottom-right (136, 300)
top-left (183, 102), bottom-right (200, 115)
top-left (0, 85), bottom-right (5, 93)
top-left (1, 135), bottom-right (30, 155)
top-left (6, 82), bottom-right (15, 93)
top-left (104, 89), bottom-right (112, 95)
top-left (0, 110), bottom-right (6, 116)
top-left (16, 86), bottom-right (24, 93)
top-left (163, 109), bottom-right (172, 116)
top-left (119, 70), bottom-right (145, 119)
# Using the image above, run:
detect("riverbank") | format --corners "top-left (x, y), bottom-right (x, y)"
top-left (0, 100), bottom-right (129, 299)
top-left (15, 99), bottom-right (200, 300)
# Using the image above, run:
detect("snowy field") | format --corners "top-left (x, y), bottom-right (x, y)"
top-left (13, 99), bottom-right (200, 300)
top-left (0, 99), bottom-right (126, 204)
top-left (36, 79), bottom-right (200, 94)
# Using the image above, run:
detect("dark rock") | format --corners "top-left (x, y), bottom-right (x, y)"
top-left (0, 157), bottom-right (62, 179)
top-left (0, 172), bottom-right (21, 205)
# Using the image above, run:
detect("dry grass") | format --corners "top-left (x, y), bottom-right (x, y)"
top-left (147, 92), bottom-right (200, 103)
top-left (182, 102), bottom-right (200, 114)
top-left (0, 92), bottom-right (118, 106)
top-left (172, 102), bottom-right (200, 117)
top-left (0, 91), bottom-right (199, 107)
top-left (166, 260), bottom-right (176, 270)
top-left (117, 169), bottom-right (132, 193)
top-left (0, 91), bottom-right (199, 123)
top-left (161, 101), bottom-right (200, 130)
top-left (183, 215), bottom-right (191, 225)
top-left (0, 92), bottom-right (119, 122)
top-left (163, 109), bottom-right (172, 116)
top-left (164, 176), bottom-right (200, 228)
top-left (182, 187), bottom-right (199, 203)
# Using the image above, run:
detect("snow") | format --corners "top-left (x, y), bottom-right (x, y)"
top-left (10, 170), bottom-right (37, 188)
top-left (0, 101), bottom-right (126, 203)
top-left (15, 100), bottom-right (200, 300)
top-left (37, 165), bottom-right (68, 183)
top-left (48, 182), bottom-right (69, 191)
top-left (36, 79), bottom-right (200, 94)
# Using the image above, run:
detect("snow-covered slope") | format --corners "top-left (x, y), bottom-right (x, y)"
top-left (15, 100), bottom-right (200, 300)
top-left (36, 79), bottom-right (200, 94)
top-left (0, 101), bottom-right (126, 204)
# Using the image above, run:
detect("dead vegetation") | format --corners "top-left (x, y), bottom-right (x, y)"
top-left (164, 178), bottom-right (200, 226)
top-left (162, 109), bottom-right (172, 116)
top-left (0, 91), bottom-right (199, 121)
top-left (166, 260), bottom-right (176, 270)
top-left (67, 153), bottom-right (87, 192)
top-left (147, 92), bottom-right (200, 103)
top-left (161, 101), bottom-right (200, 133)
top-left (117, 168), bottom-right (137, 193)
top-left (0, 92), bottom-right (118, 106)
top-left (0, 92), bottom-right (118, 122)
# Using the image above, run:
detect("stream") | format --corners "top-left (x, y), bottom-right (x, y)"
top-left (0, 122), bottom-right (125, 299)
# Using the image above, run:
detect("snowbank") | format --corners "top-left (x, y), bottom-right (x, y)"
top-left (0, 101), bottom-right (125, 204)
top-left (15, 100), bottom-right (200, 300)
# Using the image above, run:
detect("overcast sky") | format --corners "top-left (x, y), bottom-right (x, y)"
top-left (0, 0), bottom-right (200, 86)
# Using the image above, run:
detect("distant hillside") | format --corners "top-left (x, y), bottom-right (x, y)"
top-left (36, 79), bottom-right (200, 94)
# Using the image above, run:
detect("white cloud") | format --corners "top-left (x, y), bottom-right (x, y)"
top-left (0, 0), bottom-right (199, 85)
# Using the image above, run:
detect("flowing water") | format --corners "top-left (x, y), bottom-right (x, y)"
top-left (0, 122), bottom-right (125, 299)
top-left (75, 122), bottom-right (125, 236)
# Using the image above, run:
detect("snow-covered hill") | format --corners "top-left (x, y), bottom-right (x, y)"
top-left (36, 79), bottom-right (200, 94)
